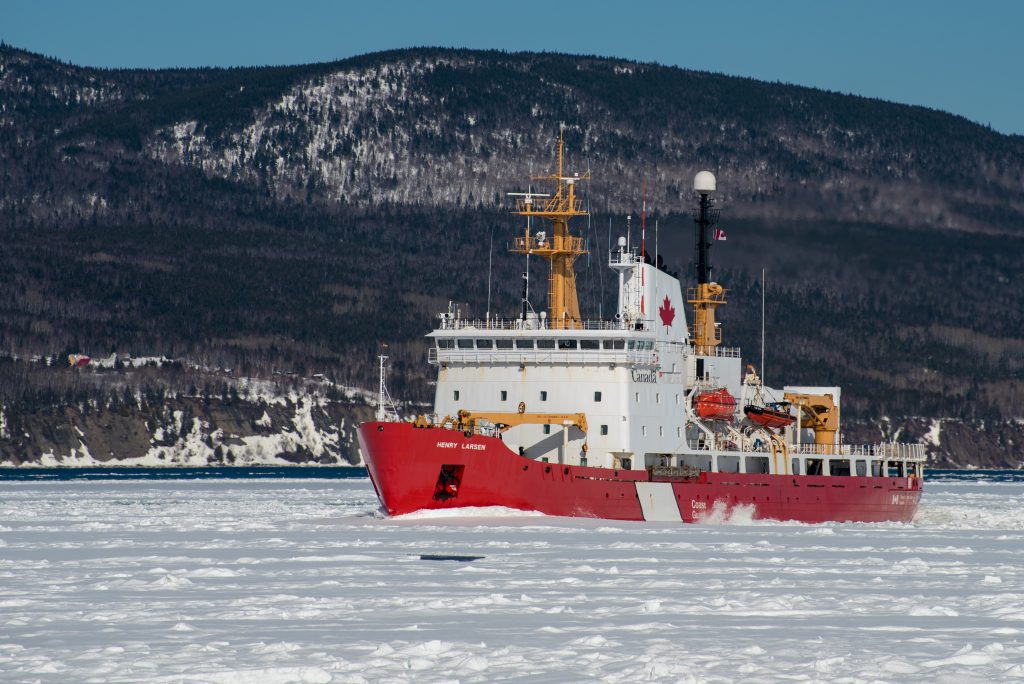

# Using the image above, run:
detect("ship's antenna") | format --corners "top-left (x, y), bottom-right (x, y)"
top-left (655, 218), bottom-right (659, 272)
top-left (641, 180), bottom-right (647, 261)
top-left (486, 224), bottom-right (494, 324)
top-left (640, 181), bottom-right (647, 317)
top-left (376, 346), bottom-right (398, 421)
top-left (761, 267), bottom-right (766, 382)
top-left (507, 177), bottom-right (551, 322)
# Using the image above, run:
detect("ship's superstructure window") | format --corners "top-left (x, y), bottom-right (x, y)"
top-left (580, 339), bottom-right (600, 350)
top-left (656, 393), bottom-right (661, 404)
top-left (438, 338), bottom-right (453, 349)
top-left (457, 339), bottom-right (473, 349)
top-left (600, 425), bottom-right (608, 435)
top-left (642, 426), bottom-right (648, 436)
top-left (659, 426), bottom-right (664, 436)
top-left (476, 339), bottom-right (493, 349)
top-left (536, 339), bottom-right (555, 349)
top-left (558, 339), bottom-right (578, 350)
top-left (500, 390), bottom-right (508, 401)
top-left (540, 391), bottom-right (548, 401)
top-left (496, 339), bottom-right (513, 349)
top-left (675, 394), bottom-right (680, 405)
top-left (627, 340), bottom-right (636, 350)
top-left (635, 392), bottom-right (640, 403)
top-left (516, 339), bottom-right (534, 349)
top-left (453, 390), bottom-right (460, 401)
top-left (856, 460), bottom-right (867, 476)
top-left (603, 339), bottom-right (625, 350)
top-left (594, 391), bottom-right (602, 402)
top-left (543, 424), bottom-right (551, 434)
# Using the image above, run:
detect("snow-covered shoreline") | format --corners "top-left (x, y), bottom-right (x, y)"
top-left (1, 478), bottom-right (1022, 681)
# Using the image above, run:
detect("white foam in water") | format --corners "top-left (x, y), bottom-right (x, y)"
top-left (393, 505), bottom-right (546, 520)
top-left (0, 474), bottom-right (1022, 682)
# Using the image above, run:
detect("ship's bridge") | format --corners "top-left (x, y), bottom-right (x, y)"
top-left (428, 320), bottom-right (660, 367)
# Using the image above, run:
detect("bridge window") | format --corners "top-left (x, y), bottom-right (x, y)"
top-left (495, 338), bottom-right (513, 349)
top-left (476, 339), bottom-right (493, 349)
top-left (580, 339), bottom-right (600, 350)
top-left (594, 391), bottom-right (602, 402)
top-left (540, 391), bottom-right (548, 401)
top-left (536, 339), bottom-right (556, 349)
top-left (603, 339), bottom-right (625, 350)
top-left (457, 339), bottom-right (473, 349)
top-left (871, 460), bottom-right (883, 477)
top-left (627, 340), bottom-right (636, 350)
top-left (500, 390), bottom-right (507, 401)
top-left (437, 338), bottom-right (453, 349)
top-left (855, 460), bottom-right (867, 476)
top-left (600, 425), bottom-right (608, 435)
top-left (515, 339), bottom-right (534, 349)
top-left (558, 339), bottom-right (578, 350)
top-left (831, 459), bottom-right (851, 476)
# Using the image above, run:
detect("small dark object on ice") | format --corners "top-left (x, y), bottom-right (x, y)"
top-left (418, 554), bottom-right (484, 562)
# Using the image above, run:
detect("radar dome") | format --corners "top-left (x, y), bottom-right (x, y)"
top-left (693, 171), bottom-right (716, 194)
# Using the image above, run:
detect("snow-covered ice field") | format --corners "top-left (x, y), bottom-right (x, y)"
top-left (2, 474), bottom-right (1023, 683)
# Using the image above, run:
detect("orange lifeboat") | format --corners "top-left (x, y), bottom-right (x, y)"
top-left (744, 404), bottom-right (796, 430)
top-left (693, 388), bottom-right (737, 421)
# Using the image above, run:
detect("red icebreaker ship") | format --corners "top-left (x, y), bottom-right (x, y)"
top-left (358, 135), bottom-right (924, 524)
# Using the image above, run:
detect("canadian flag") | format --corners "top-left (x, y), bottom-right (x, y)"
top-left (714, 228), bottom-right (727, 241)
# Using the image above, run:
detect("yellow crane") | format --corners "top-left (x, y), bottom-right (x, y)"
top-left (414, 403), bottom-right (588, 437)
top-left (783, 392), bottom-right (840, 448)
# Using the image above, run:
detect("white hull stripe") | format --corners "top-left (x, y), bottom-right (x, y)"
top-left (635, 482), bottom-right (683, 522)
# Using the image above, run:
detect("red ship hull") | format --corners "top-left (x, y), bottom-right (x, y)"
top-left (358, 422), bottom-right (921, 524)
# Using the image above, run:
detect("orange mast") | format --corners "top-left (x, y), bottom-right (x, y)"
top-left (511, 128), bottom-right (590, 329)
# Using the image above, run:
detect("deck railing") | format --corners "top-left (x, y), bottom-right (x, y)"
top-left (429, 348), bottom-right (659, 366)
top-left (436, 318), bottom-right (653, 332)
top-left (791, 442), bottom-right (927, 461)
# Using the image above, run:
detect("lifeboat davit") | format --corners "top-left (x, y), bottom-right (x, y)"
top-left (744, 404), bottom-right (796, 430)
top-left (693, 388), bottom-right (737, 421)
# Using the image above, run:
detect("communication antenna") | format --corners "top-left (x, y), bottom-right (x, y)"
top-left (506, 189), bottom-right (550, 321)
top-left (761, 267), bottom-right (766, 382)
top-left (640, 181), bottom-right (647, 316)
top-left (376, 346), bottom-right (399, 421)
top-left (486, 225), bottom-right (494, 323)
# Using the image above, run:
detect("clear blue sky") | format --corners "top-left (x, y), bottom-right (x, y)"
top-left (5, 0), bottom-right (1022, 135)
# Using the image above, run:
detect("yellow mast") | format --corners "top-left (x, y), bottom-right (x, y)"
top-left (511, 129), bottom-right (589, 329)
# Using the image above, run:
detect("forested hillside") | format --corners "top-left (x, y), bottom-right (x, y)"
top-left (1, 44), bottom-right (1021, 466)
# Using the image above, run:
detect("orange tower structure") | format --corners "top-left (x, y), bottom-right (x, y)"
top-left (511, 129), bottom-right (590, 329)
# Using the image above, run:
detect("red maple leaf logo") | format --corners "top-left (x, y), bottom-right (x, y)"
top-left (658, 296), bottom-right (675, 328)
